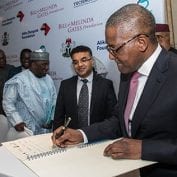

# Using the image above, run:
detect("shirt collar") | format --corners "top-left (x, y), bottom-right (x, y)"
top-left (138, 44), bottom-right (162, 77)
top-left (78, 71), bottom-right (93, 83)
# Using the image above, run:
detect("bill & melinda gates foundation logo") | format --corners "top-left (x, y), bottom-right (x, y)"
top-left (58, 17), bottom-right (103, 33)
top-left (30, 3), bottom-right (64, 18)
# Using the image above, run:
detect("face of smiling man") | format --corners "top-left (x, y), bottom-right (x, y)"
top-left (71, 51), bottom-right (94, 78)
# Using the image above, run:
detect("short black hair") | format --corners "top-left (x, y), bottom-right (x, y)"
top-left (106, 3), bottom-right (156, 43)
top-left (20, 48), bottom-right (32, 61)
top-left (70, 45), bottom-right (92, 58)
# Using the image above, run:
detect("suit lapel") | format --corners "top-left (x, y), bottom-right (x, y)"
top-left (71, 76), bottom-right (78, 113)
top-left (90, 73), bottom-right (97, 120)
top-left (131, 49), bottom-right (169, 137)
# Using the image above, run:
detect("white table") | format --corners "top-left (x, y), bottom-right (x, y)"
top-left (0, 144), bottom-right (139, 177)
top-left (0, 145), bottom-right (37, 177)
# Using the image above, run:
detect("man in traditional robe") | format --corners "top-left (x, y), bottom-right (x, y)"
top-left (3, 49), bottom-right (57, 140)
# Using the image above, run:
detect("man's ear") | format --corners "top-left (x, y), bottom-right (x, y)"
top-left (136, 35), bottom-right (148, 52)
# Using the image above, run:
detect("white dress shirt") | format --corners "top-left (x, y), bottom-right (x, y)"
top-left (77, 71), bottom-right (93, 125)
top-left (129, 44), bottom-right (162, 121)
top-left (128, 44), bottom-right (162, 135)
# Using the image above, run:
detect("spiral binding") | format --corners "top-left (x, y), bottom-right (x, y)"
top-left (78, 140), bottom-right (110, 148)
top-left (78, 142), bottom-right (97, 148)
top-left (27, 148), bottom-right (67, 161)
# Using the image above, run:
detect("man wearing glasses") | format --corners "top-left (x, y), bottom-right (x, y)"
top-left (53, 4), bottom-right (177, 177)
top-left (53, 45), bottom-right (117, 130)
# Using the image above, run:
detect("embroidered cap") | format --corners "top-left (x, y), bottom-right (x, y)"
top-left (155, 24), bottom-right (170, 32)
top-left (30, 49), bottom-right (49, 61)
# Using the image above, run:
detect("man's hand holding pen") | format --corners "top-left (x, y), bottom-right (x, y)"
top-left (52, 117), bottom-right (84, 147)
top-left (54, 117), bottom-right (72, 139)
top-left (52, 128), bottom-right (84, 147)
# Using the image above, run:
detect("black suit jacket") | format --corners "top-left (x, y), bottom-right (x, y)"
top-left (82, 49), bottom-right (177, 177)
top-left (8, 66), bottom-right (22, 79)
top-left (169, 47), bottom-right (177, 54)
top-left (53, 72), bottom-right (117, 130)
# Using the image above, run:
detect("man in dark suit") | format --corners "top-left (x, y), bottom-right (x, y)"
top-left (8, 48), bottom-right (31, 79)
top-left (52, 4), bottom-right (177, 177)
top-left (0, 49), bottom-right (14, 115)
top-left (53, 45), bottom-right (117, 130)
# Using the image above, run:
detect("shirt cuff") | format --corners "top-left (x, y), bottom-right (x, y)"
top-left (78, 129), bottom-right (88, 144)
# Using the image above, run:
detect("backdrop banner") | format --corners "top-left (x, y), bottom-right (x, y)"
top-left (0, 0), bottom-right (165, 93)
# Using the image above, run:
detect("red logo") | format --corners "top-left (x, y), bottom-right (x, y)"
top-left (40, 23), bottom-right (50, 36)
top-left (17, 11), bottom-right (24, 22)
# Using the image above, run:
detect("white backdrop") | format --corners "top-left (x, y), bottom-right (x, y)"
top-left (0, 0), bottom-right (165, 93)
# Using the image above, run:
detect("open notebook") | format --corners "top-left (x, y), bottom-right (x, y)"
top-left (2, 133), bottom-right (156, 177)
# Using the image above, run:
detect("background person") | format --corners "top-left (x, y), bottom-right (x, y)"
top-left (0, 49), bottom-right (14, 115)
top-left (3, 49), bottom-right (57, 140)
top-left (53, 45), bottom-right (117, 130)
top-left (8, 48), bottom-right (32, 79)
top-left (155, 23), bottom-right (177, 54)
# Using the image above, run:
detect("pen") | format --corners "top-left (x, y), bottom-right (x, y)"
top-left (55, 117), bottom-right (72, 139)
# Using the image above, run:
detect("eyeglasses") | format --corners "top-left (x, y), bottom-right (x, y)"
top-left (72, 57), bottom-right (92, 66)
top-left (106, 34), bottom-right (149, 57)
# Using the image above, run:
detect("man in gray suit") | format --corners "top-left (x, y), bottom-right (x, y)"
top-left (53, 4), bottom-right (177, 177)
top-left (53, 45), bottom-right (117, 130)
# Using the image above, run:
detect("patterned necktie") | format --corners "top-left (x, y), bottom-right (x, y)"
top-left (78, 79), bottom-right (89, 127)
top-left (124, 72), bottom-right (140, 136)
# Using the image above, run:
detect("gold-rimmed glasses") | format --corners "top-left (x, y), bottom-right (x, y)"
top-left (106, 34), bottom-right (149, 57)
